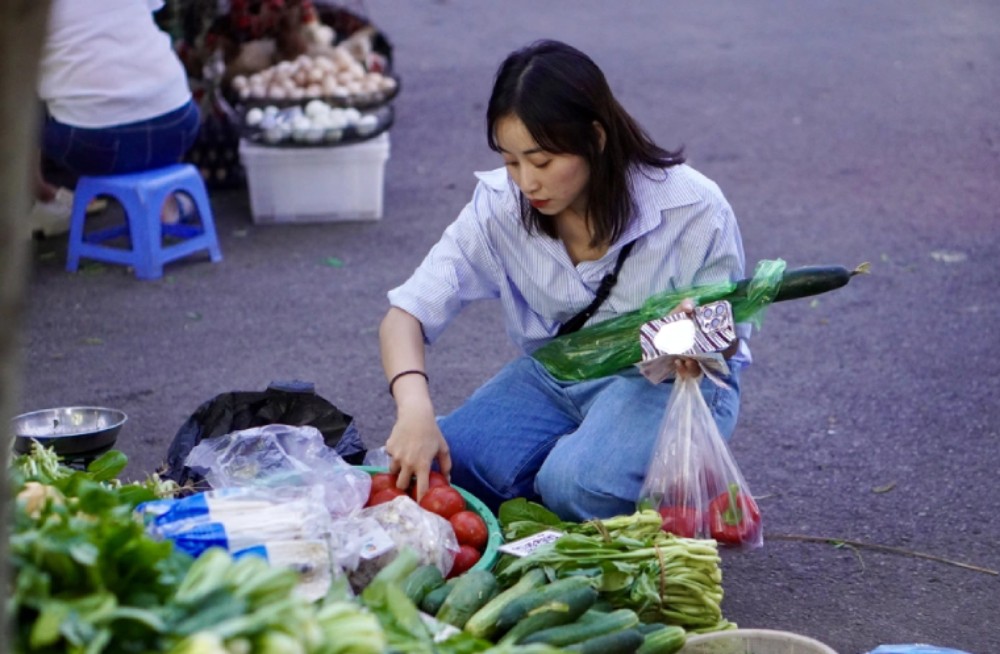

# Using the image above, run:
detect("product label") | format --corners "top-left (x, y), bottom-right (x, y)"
top-left (358, 523), bottom-right (395, 560)
top-left (498, 529), bottom-right (564, 557)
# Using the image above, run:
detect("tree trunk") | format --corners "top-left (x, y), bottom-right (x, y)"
top-left (0, 0), bottom-right (52, 649)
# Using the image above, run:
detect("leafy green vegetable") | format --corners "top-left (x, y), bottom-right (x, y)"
top-left (496, 500), bottom-right (731, 632)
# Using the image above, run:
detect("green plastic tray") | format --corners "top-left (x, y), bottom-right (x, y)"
top-left (358, 466), bottom-right (504, 573)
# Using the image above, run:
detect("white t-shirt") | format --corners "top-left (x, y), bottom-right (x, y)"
top-left (38, 0), bottom-right (192, 128)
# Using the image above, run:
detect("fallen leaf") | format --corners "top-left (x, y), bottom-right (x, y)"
top-left (82, 337), bottom-right (104, 346)
top-left (872, 481), bottom-right (896, 494)
top-left (186, 311), bottom-right (203, 321)
top-left (809, 299), bottom-right (820, 308)
top-left (323, 257), bottom-right (344, 268)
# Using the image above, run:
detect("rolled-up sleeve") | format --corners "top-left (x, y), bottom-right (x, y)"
top-left (387, 181), bottom-right (506, 345)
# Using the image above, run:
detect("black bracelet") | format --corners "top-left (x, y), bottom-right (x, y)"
top-left (388, 369), bottom-right (429, 397)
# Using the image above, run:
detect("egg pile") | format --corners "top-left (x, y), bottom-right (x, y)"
top-left (231, 50), bottom-right (397, 105)
top-left (244, 99), bottom-right (382, 145)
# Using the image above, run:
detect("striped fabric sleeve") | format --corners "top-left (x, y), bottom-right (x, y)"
top-left (386, 181), bottom-right (506, 345)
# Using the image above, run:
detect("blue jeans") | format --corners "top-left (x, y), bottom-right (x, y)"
top-left (42, 99), bottom-right (201, 177)
top-left (439, 356), bottom-right (742, 521)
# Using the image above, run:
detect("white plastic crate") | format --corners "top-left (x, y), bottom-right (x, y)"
top-left (239, 133), bottom-right (390, 223)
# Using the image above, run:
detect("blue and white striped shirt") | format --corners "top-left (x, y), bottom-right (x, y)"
top-left (388, 163), bottom-right (751, 365)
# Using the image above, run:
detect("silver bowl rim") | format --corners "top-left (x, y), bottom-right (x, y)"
top-left (11, 406), bottom-right (129, 436)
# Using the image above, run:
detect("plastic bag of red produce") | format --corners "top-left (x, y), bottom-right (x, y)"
top-left (638, 373), bottom-right (763, 549)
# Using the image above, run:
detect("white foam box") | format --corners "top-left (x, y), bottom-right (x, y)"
top-left (239, 133), bottom-right (390, 223)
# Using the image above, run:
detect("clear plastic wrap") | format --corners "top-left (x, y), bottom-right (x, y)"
top-left (344, 495), bottom-right (459, 591)
top-left (532, 259), bottom-right (785, 381)
top-left (638, 375), bottom-right (763, 549)
top-left (184, 424), bottom-right (371, 518)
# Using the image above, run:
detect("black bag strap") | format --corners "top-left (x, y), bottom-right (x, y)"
top-left (557, 240), bottom-right (636, 337)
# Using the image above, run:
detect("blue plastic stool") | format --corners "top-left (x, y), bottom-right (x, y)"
top-left (66, 164), bottom-right (222, 280)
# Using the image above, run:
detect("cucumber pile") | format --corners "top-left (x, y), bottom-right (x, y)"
top-left (403, 563), bottom-right (687, 653)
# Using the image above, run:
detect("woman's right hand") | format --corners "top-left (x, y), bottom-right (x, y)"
top-left (385, 405), bottom-right (452, 502)
top-left (672, 298), bottom-right (703, 379)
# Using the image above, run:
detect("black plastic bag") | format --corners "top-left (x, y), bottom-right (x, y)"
top-left (163, 380), bottom-right (366, 489)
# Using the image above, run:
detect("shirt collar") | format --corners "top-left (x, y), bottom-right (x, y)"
top-left (474, 164), bottom-right (701, 253)
top-left (617, 164), bottom-right (701, 248)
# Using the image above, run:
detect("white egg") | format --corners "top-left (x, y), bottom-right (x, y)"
top-left (326, 112), bottom-right (348, 130)
top-left (259, 114), bottom-right (277, 130)
top-left (304, 126), bottom-right (325, 143)
top-left (264, 126), bottom-right (285, 144)
top-left (245, 107), bottom-right (264, 126)
top-left (304, 99), bottom-right (330, 118)
top-left (355, 114), bottom-right (379, 135)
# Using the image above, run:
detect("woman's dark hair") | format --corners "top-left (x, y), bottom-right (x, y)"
top-left (487, 39), bottom-right (684, 247)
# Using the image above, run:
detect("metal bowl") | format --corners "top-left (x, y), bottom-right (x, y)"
top-left (11, 407), bottom-right (127, 456)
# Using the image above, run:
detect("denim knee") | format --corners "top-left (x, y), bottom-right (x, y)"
top-left (535, 453), bottom-right (634, 521)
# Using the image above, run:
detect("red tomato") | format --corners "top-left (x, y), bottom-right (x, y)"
top-left (659, 505), bottom-right (700, 538)
top-left (418, 486), bottom-right (466, 519)
top-left (428, 471), bottom-right (450, 489)
top-left (407, 470), bottom-right (451, 501)
top-left (369, 472), bottom-right (398, 496)
top-left (366, 487), bottom-right (406, 507)
top-left (448, 544), bottom-right (481, 578)
top-left (449, 510), bottom-right (489, 551)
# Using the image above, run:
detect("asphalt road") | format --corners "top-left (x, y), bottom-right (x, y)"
top-left (17, 2), bottom-right (1000, 653)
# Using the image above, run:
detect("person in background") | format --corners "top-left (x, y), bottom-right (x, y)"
top-left (31, 0), bottom-right (200, 236)
top-left (379, 40), bottom-right (750, 521)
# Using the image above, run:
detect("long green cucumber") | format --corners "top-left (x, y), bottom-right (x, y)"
top-left (520, 608), bottom-right (639, 647)
top-left (400, 564), bottom-right (445, 607)
top-left (636, 624), bottom-right (686, 654)
top-left (730, 262), bottom-right (870, 304)
top-left (498, 585), bottom-right (599, 645)
top-left (465, 568), bottom-right (548, 639)
top-left (435, 569), bottom-right (500, 629)
top-left (494, 576), bottom-right (595, 636)
top-left (420, 578), bottom-right (457, 615)
top-left (564, 627), bottom-right (645, 654)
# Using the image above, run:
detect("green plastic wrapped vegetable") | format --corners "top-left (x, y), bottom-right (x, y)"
top-left (532, 259), bottom-right (869, 381)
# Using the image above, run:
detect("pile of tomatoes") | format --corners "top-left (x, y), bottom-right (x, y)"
top-left (365, 471), bottom-right (491, 577)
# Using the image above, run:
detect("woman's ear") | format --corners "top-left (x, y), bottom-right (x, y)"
top-left (593, 121), bottom-right (607, 152)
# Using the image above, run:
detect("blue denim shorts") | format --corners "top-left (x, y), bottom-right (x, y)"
top-left (42, 99), bottom-right (201, 176)
top-left (439, 356), bottom-right (742, 521)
